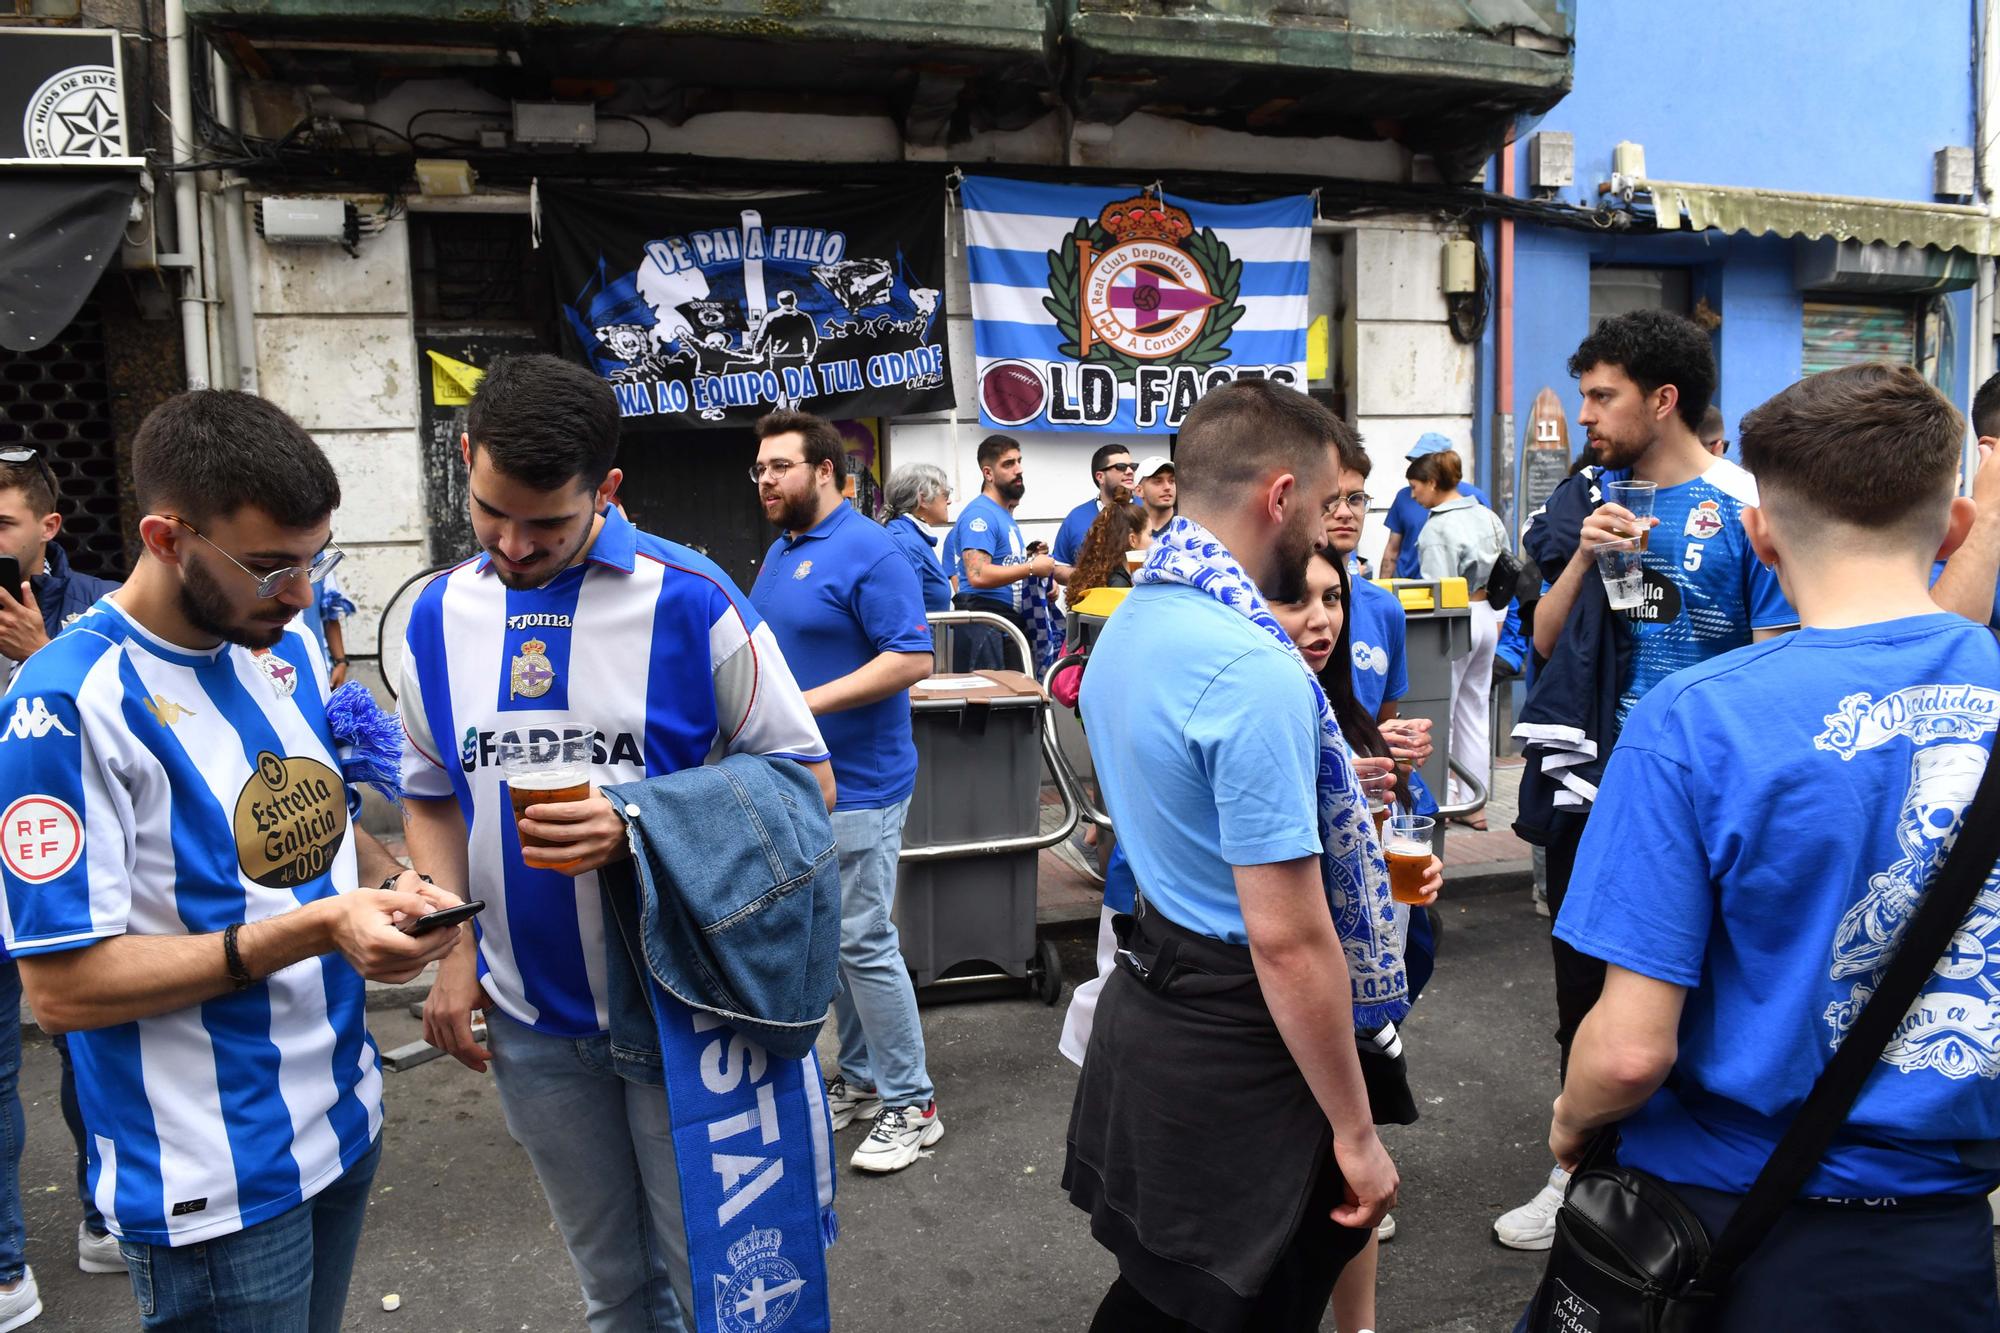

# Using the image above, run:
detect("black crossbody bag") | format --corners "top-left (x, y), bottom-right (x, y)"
top-left (1528, 722), bottom-right (2000, 1333)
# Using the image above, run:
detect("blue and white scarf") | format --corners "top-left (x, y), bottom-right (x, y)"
top-left (1137, 517), bottom-right (1409, 1028)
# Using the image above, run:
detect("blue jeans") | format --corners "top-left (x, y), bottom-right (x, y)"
top-left (119, 1136), bottom-right (379, 1332)
top-left (830, 797), bottom-right (935, 1109)
top-left (486, 1010), bottom-right (691, 1333)
top-left (0, 962), bottom-right (100, 1286)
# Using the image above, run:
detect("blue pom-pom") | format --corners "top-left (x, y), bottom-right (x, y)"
top-left (325, 681), bottom-right (404, 807)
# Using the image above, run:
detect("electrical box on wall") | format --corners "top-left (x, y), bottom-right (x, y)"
top-left (1527, 131), bottom-right (1573, 189)
top-left (258, 197), bottom-right (355, 245)
top-left (1440, 239), bottom-right (1478, 295)
top-left (1935, 146), bottom-right (1975, 198)
top-left (1612, 141), bottom-right (1647, 181)
top-left (512, 102), bottom-right (596, 146)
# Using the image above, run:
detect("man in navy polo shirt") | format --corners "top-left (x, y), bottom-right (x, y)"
top-left (748, 410), bottom-right (945, 1174)
top-left (947, 434), bottom-right (1054, 671)
top-left (1379, 433), bottom-right (1488, 581)
top-left (1052, 442), bottom-right (1138, 580)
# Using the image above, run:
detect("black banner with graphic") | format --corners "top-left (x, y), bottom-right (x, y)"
top-left (542, 185), bottom-right (954, 430)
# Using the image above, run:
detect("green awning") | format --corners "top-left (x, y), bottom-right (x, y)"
top-left (1642, 179), bottom-right (1998, 257)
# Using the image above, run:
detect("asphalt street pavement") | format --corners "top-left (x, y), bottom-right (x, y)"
top-left (16, 888), bottom-right (1583, 1331)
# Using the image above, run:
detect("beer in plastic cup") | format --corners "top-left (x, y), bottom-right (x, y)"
top-left (498, 727), bottom-right (596, 874)
top-left (1369, 798), bottom-right (1389, 840)
top-left (1594, 537), bottom-right (1646, 612)
top-left (1385, 814), bottom-right (1435, 905)
top-left (1607, 480), bottom-right (1657, 551)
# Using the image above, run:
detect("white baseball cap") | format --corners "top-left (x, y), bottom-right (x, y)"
top-left (1136, 455), bottom-right (1174, 479)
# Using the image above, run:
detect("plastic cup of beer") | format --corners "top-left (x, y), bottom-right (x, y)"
top-left (1369, 798), bottom-right (1389, 840)
top-left (1384, 814), bottom-right (1435, 905)
top-left (498, 727), bottom-right (596, 874)
top-left (1607, 480), bottom-right (1657, 550)
top-left (1594, 537), bottom-right (1646, 612)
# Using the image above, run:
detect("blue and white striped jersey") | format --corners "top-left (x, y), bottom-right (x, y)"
top-left (397, 507), bottom-right (828, 1038)
top-left (0, 600), bottom-right (382, 1248)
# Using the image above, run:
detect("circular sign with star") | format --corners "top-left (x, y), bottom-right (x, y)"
top-left (24, 65), bottom-right (123, 160)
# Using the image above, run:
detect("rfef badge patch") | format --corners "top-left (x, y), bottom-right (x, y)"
top-left (510, 638), bottom-right (555, 700)
top-left (0, 795), bottom-right (83, 884)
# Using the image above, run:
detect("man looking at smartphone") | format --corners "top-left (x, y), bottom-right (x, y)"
top-left (402, 355), bottom-right (832, 1333)
top-left (0, 391), bottom-right (463, 1331)
top-left (0, 449), bottom-right (119, 687)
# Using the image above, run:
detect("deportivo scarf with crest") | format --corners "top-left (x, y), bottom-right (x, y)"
top-left (1136, 516), bottom-right (1409, 1028)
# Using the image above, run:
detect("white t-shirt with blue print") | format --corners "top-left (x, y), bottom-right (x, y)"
top-left (1558, 615), bottom-right (2000, 1198)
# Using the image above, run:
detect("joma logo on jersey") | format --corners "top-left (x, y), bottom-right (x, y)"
top-left (0, 698), bottom-right (74, 742)
top-left (506, 613), bottom-right (574, 630)
top-left (459, 727), bottom-right (643, 774)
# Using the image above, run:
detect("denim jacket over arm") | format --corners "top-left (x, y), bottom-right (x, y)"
top-left (598, 752), bottom-right (841, 1073)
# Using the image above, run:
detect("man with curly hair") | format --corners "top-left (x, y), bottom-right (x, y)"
top-left (1495, 310), bottom-right (1797, 1251)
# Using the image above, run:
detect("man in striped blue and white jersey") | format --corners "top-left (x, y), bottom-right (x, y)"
top-left (0, 391), bottom-right (466, 1332)
top-left (402, 355), bottom-right (832, 1333)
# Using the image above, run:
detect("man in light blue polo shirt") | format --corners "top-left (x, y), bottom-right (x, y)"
top-left (1380, 433), bottom-right (1487, 580)
top-left (749, 410), bottom-right (945, 1175)
top-left (1052, 442), bottom-right (1138, 579)
top-left (947, 434), bottom-right (1054, 671)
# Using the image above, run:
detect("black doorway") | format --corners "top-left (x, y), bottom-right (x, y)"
top-left (616, 427), bottom-right (773, 591)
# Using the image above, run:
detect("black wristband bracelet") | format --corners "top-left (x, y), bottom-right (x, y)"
top-left (222, 922), bottom-right (254, 990)
top-left (379, 871), bottom-right (435, 894)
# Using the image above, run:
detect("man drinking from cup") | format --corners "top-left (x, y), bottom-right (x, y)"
top-left (1494, 310), bottom-right (1796, 1252)
top-left (397, 355), bottom-right (832, 1333)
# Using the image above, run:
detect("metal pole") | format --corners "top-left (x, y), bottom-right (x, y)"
top-left (213, 58), bottom-right (259, 393)
top-left (164, 0), bottom-right (210, 388)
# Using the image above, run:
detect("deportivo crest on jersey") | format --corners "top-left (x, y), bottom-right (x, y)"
top-left (254, 650), bottom-right (297, 698)
top-left (1684, 500), bottom-right (1725, 539)
top-left (510, 638), bottom-right (556, 700)
top-left (792, 560), bottom-right (812, 581)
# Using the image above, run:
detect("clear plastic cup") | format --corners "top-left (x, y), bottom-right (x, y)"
top-left (1385, 814), bottom-right (1436, 904)
top-left (1595, 538), bottom-right (1647, 611)
top-left (1607, 480), bottom-right (1657, 550)
top-left (498, 726), bottom-right (596, 873)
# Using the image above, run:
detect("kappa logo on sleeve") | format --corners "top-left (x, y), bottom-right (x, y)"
top-left (1, 795), bottom-right (84, 884)
top-left (0, 697), bottom-right (75, 742)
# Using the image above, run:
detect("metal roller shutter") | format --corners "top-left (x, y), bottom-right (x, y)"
top-left (1802, 298), bottom-right (1918, 374)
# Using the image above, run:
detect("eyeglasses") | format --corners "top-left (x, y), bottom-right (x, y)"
top-left (749, 460), bottom-right (801, 483)
top-left (166, 516), bottom-right (343, 599)
top-left (1101, 462), bottom-right (1138, 475)
top-left (1327, 492), bottom-right (1372, 514)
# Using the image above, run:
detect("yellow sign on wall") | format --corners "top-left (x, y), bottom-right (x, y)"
top-left (427, 350), bottom-right (487, 406)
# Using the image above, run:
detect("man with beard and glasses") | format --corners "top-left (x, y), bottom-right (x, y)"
top-left (1067, 378), bottom-right (1419, 1333)
top-left (1493, 310), bottom-right (1796, 1253)
top-left (945, 434), bottom-right (1054, 671)
top-left (0, 391), bottom-right (464, 1332)
top-left (401, 355), bottom-right (831, 1333)
top-left (747, 411), bottom-right (943, 1172)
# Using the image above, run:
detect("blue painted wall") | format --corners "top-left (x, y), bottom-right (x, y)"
top-left (1538, 0), bottom-right (1976, 206)
top-left (1487, 0), bottom-right (1979, 503)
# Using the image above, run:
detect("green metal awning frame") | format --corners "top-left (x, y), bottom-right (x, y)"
top-left (1639, 177), bottom-right (1999, 257)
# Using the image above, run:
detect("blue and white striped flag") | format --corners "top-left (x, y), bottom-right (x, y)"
top-left (961, 177), bottom-right (1311, 434)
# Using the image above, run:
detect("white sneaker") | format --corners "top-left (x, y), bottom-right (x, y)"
top-left (77, 1222), bottom-right (125, 1274)
top-left (1493, 1166), bottom-right (1570, 1250)
top-left (1375, 1212), bottom-right (1396, 1242)
top-left (825, 1075), bottom-right (883, 1132)
top-left (850, 1101), bottom-right (943, 1173)
top-left (0, 1268), bottom-right (41, 1331)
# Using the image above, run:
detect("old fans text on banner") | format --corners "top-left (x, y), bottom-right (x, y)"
top-left (961, 177), bottom-right (1311, 433)
top-left (543, 185), bottom-right (955, 429)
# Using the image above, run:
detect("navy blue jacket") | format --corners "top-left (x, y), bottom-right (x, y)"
top-left (34, 543), bottom-right (119, 637)
top-left (1513, 468), bottom-right (1631, 845)
top-left (598, 752), bottom-right (841, 1071)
